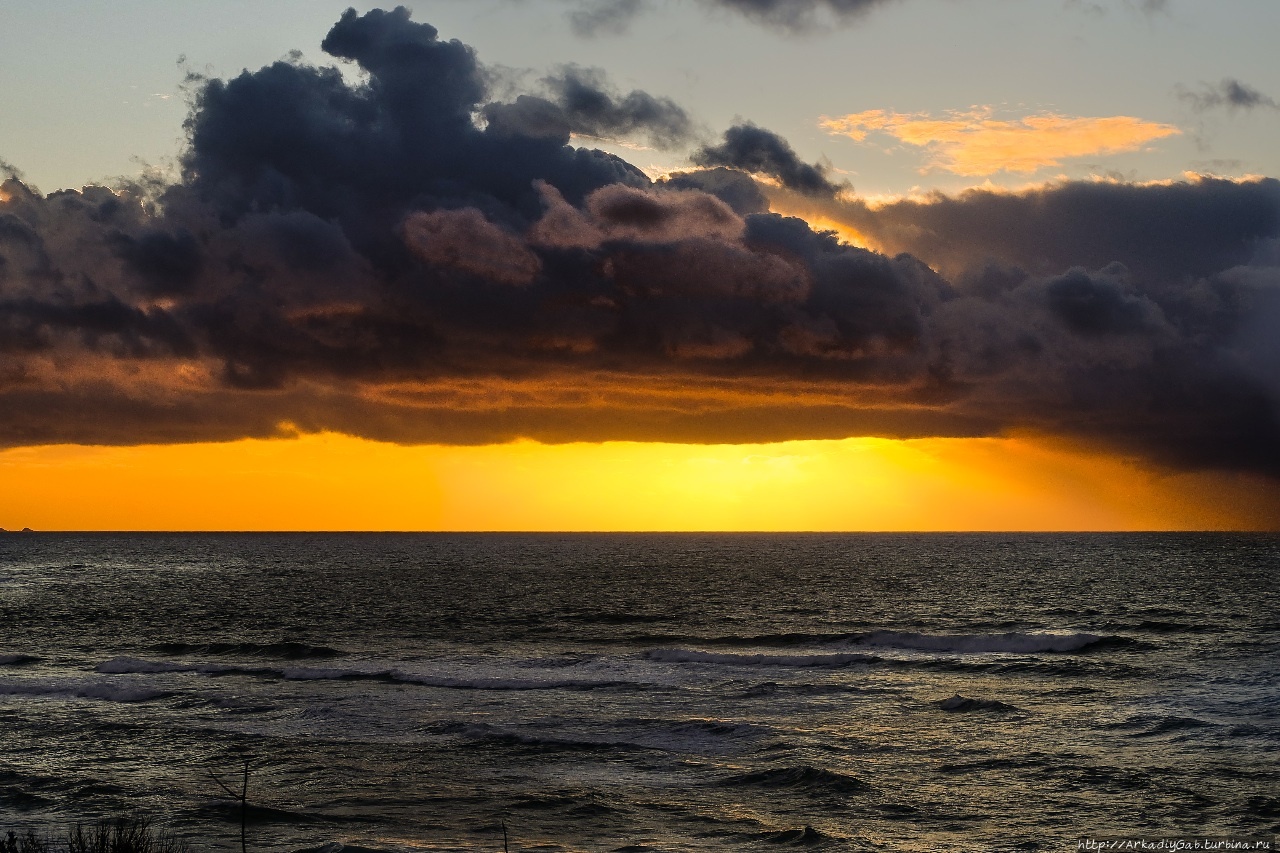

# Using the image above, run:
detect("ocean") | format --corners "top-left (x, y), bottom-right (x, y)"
top-left (0, 533), bottom-right (1277, 851)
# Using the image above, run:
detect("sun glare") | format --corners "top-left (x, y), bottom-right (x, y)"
top-left (1, 433), bottom-right (1272, 532)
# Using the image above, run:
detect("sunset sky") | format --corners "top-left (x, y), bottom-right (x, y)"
top-left (1, 0), bottom-right (1278, 530)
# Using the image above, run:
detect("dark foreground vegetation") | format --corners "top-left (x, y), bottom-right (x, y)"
top-left (2, 818), bottom-right (189, 853)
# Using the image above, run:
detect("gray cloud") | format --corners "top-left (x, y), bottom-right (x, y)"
top-left (1179, 78), bottom-right (1280, 113)
top-left (693, 124), bottom-right (841, 196)
top-left (569, 0), bottom-right (649, 36)
top-left (703, 0), bottom-right (897, 31)
top-left (483, 65), bottom-right (694, 149)
top-left (567, 0), bottom-right (896, 35)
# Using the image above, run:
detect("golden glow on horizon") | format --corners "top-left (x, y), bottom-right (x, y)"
top-left (1, 433), bottom-right (1275, 532)
top-left (820, 108), bottom-right (1180, 176)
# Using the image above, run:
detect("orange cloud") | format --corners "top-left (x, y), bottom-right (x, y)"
top-left (820, 107), bottom-right (1180, 175)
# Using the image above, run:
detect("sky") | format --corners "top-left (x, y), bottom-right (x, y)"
top-left (1, 0), bottom-right (1278, 530)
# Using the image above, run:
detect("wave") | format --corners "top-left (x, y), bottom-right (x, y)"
top-left (440, 717), bottom-right (762, 756)
top-left (850, 630), bottom-right (1112, 654)
top-left (628, 631), bottom-right (859, 648)
top-left (508, 793), bottom-right (623, 817)
top-left (644, 649), bottom-right (880, 668)
top-left (562, 611), bottom-right (670, 625)
top-left (1108, 715), bottom-right (1220, 737)
top-left (664, 719), bottom-right (762, 739)
top-left (644, 643), bottom-right (1123, 674)
top-left (698, 632), bottom-right (858, 648)
top-left (95, 657), bottom-right (639, 692)
top-left (0, 677), bottom-right (166, 703)
top-left (625, 718), bottom-right (769, 753)
top-left (1133, 620), bottom-right (1211, 633)
top-left (293, 840), bottom-right (401, 845)
top-left (96, 657), bottom-right (276, 677)
top-left (439, 722), bottom-right (645, 753)
top-left (744, 681), bottom-right (899, 698)
top-left (304, 669), bottom-right (640, 692)
top-left (719, 765), bottom-right (873, 796)
top-left (1243, 796), bottom-right (1280, 819)
top-left (752, 825), bottom-right (830, 846)
top-left (197, 801), bottom-right (326, 825)
top-left (0, 654), bottom-right (39, 666)
top-left (934, 694), bottom-right (1021, 713)
top-left (936, 756), bottom-right (1049, 774)
top-left (629, 627), bottom-right (1131, 660)
top-left (97, 657), bottom-right (202, 674)
top-left (635, 629), bottom-right (1132, 658)
top-left (152, 641), bottom-right (342, 659)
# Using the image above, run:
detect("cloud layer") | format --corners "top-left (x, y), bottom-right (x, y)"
top-left (1, 7), bottom-right (1278, 482)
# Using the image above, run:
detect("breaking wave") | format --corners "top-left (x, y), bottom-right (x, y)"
top-left (151, 641), bottom-right (343, 659)
top-left (644, 649), bottom-right (880, 667)
top-left (850, 630), bottom-right (1113, 654)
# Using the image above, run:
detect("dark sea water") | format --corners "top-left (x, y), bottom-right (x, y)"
top-left (0, 533), bottom-right (1277, 852)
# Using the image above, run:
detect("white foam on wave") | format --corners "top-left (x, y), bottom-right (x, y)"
top-left (851, 630), bottom-right (1103, 654)
top-left (645, 649), bottom-right (880, 667)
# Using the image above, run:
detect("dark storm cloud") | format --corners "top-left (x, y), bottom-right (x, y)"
top-left (182, 5), bottom-right (648, 236)
top-left (832, 177), bottom-right (1280, 283)
top-left (544, 65), bottom-right (694, 148)
top-left (110, 229), bottom-right (203, 296)
top-left (693, 124), bottom-right (841, 196)
top-left (658, 168), bottom-right (770, 215)
top-left (816, 178), bottom-right (1280, 474)
top-left (2, 6), bottom-right (1279, 482)
top-left (1039, 264), bottom-right (1165, 337)
top-left (1179, 78), bottom-right (1280, 113)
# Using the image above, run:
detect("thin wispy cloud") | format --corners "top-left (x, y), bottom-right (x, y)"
top-left (569, 0), bottom-right (896, 35)
top-left (703, 0), bottom-right (896, 31)
top-left (569, 0), bottom-right (647, 37)
top-left (820, 107), bottom-right (1181, 176)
